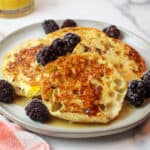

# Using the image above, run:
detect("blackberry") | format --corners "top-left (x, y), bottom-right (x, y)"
top-left (52, 38), bottom-right (78, 54)
top-left (36, 34), bottom-right (81, 65)
top-left (25, 98), bottom-right (50, 123)
top-left (142, 70), bottom-right (150, 98)
top-left (63, 33), bottom-right (81, 48)
top-left (103, 25), bottom-right (120, 39)
top-left (51, 38), bottom-right (68, 55)
top-left (36, 46), bottom-right (57, 66)
top-left (127, 80), bottom-right (146, 107)
top-left (42, 20), bottom-right (59, 34)
top-left (61, 19), bottom-right (77, 28)
top-left (0, 80), bottom-right (15, 103)
top-left (142, 70), bottom-right (150, 81)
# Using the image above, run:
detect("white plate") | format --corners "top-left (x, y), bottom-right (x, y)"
top-left (0, 19), bottom-right (150, 138)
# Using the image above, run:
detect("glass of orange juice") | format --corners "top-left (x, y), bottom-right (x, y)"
top-left (0, 0), bottom-right (34, 18)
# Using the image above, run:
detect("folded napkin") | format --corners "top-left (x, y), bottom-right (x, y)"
top-left (0, 115), bottom-right (50, 150)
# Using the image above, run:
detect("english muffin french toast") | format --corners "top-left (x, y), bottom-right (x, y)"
top-left (41, 53), bottom-right (127, 123)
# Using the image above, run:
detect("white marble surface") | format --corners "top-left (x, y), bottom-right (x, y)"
top-left (0, 0), bottom-right (150, 150)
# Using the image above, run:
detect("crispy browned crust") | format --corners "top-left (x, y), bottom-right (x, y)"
top-left (126, 46), bottom-right (146, 75)
top-left (42, 54), bottom-right (114, 116)
top-left (42, 54), bottom-right (103, 115)
top-left (5, 44), bottom-right (44, 86)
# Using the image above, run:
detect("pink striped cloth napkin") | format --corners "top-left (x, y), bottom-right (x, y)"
top-left (0, 115), bottom-right (50, 150)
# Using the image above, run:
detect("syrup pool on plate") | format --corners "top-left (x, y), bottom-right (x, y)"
top-left (14, 97), bottom-right (135, 129)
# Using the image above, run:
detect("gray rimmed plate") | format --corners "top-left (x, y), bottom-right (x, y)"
top-left (0, 19), bottom-right (150, 138)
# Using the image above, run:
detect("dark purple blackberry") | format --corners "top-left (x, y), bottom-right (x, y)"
top-left (36, 40), bottom-right (68, 66)
top-left (127, 80), bottom-right (146, 107)
top-left (103, 25), bottom-right (120, 39)
top-left (25, 98), bottom-right (50, 123)
top-left (142, 70), bottom-right (150, 98)
top-left (142, 70), bottom-right (150, 81)
top-left (63, 33), bottom-right (81, 48)
top-left (52, 38), bottom-right (76, 54)
top-left (51, 38), bottom-right (67, 55)
top-left (36, 34), bottom-right (81, 65)
top-left (51, 33), bottom-right (81, 55)
top-left (0, 80), bottom-right (15, 103)
top-left (42, 20), bottom-right (59, 34)
top-left (61, 19), bottom-right (77, 28)
top-left (36, 46), bottom-right (57, 66)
